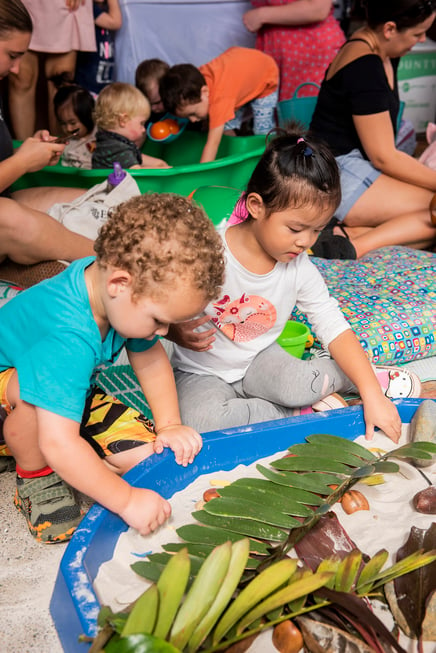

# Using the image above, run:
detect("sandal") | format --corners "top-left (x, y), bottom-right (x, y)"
top-left (292, 392), bottom-right (348, 416)
top-left (310, 218), bottom-right (357, 260)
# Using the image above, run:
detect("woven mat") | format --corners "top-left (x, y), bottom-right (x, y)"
top-left (96, 364), bottom-right (153, 420)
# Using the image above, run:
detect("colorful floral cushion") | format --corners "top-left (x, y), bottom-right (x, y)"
top-left (291, 246), bottom-right (436, 364)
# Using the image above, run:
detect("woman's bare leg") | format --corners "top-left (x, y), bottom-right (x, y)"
top-left (8, 51), bottom-right (39, 139)
top-left (0, 198), bottom-right (94, 265)
top-left (12, 186), bottom-right (85, 212)
top-left (45, 52), bottom-right (77, 134)
top-left (343, 175), bottom-right (436, 257)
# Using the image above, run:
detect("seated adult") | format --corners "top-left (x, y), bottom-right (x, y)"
top-left (309, 0), bottom-right (436, 259)
top-left (0, 0), bottom-right (94, 266)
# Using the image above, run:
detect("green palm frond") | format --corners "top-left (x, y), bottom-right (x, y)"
top-left (89, 435), bottom-right (436, 652)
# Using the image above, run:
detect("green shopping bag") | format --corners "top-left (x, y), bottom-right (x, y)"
top-left (276, 82), bottom-right (321, 130)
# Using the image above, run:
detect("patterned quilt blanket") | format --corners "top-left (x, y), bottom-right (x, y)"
top-left (292, 246), bottom-right (436, 364)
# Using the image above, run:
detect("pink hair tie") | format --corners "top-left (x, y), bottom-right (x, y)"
top-left (297, 137), bottom-right (305, 143)
top-left (228, 194), bottom-right (249, 225)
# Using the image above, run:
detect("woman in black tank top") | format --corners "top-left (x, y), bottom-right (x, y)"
top-left (309, 0), bottom-right (436, 259)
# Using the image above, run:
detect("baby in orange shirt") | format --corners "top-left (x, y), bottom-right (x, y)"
top-left (159, 47), bottom-right (279, 163)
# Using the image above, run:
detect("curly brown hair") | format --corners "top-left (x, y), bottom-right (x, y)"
top-left (94, 193), bottom-right (224, 303)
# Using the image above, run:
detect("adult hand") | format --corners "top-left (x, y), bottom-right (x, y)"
top-left (167, 315), bottom-right (216, 351)
top-left (16, 137), bottom-right (65, 172)
top-left (243, 7), bottom-right (264, 32)
top-left (65, 0), bottom-right (85, 11)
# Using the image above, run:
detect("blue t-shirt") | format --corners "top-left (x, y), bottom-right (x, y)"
top-left (0, 257), bottom-right (157, 422)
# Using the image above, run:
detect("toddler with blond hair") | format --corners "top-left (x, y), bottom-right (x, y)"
top-left (92, 82), bottom-right (170, 169)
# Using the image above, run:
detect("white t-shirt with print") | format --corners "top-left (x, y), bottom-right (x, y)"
top-left (171, 227), bottom-right (350, 383)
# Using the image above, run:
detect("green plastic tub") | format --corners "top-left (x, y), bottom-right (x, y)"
top-left (11, 132), bottom-right (266, 196)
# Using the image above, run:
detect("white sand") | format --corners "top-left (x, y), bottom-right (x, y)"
top-left (94, 424), bottom-right (436, 652)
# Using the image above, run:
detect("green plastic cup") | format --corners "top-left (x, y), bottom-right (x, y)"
top-left (277, 320), bottom-right (311, 358)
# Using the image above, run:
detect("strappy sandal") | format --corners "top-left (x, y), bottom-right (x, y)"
top-left (310, 217), bottom-right (357, 260)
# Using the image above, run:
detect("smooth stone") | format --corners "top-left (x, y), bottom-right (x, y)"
top-left (410, 400), bottom-right (436, 468)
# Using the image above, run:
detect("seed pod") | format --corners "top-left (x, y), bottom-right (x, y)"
top-left (413, 486), bottom-right (436, 514)
top-left (341, 489), bottom-right (369, 514)
top-left (272, 620), bottom-right (304, 653)
top-left (203, 488), bottom-right (220, 502)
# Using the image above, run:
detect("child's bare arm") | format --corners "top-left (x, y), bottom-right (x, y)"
top-left (94, 0), bottom-right (123, 30)
top-left (36, 408), bottom-right (171, 534)
top-left (200, 125), bottom-right (225, 163)
top-left (328, 329), bottom-right (402, 443)
top-left (140, 153), bottom-right (171, 169)
top-left (128, 342), bottom-right (203, 465)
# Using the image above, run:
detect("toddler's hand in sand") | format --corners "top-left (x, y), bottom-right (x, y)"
top-left (154, 424), bottom-right (203, 466)
top-left (167, 315), bottom-right (216, 351)
top-left (120, 487), bottom-right (171, 535)
top-left (363, 393), bottom-right (402, 443)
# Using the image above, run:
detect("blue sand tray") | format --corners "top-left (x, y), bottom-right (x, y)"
top-left (50, 400), bottom-right (423, 652)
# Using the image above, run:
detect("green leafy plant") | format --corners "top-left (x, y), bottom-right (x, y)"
top-left (89, 434), bottom-right (436, 652)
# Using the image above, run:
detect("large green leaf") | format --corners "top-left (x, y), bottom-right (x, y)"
top-left (193, 510), bottom-right (287, 542)
top-left (305, 433), bottom-right (378, 460)
top-left (256, 465), bottom-right (341, 491)
top-left (105, 633), bottom-right (180, 652)
top-left (218, 483), bottom-right (314, 517)
top-left (203, 496), bottom-right (302, 529)
top-left (271, 455), bottom-right (353, 474)
top-left (285, 442), bottom-right (376, 466)
top-left (231, 477), bottom-right (324, 505)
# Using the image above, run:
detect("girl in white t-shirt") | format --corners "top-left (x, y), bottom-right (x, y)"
top-left (169, 130), bottom-right (420, 441)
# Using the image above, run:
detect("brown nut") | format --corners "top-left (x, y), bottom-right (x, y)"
top-left (413, 486), bottom-right (436, 514)
top-left (202, 488), bottom-right (220, 502)
top-left (272, 620), bottom-right (304, 653)
top-left (341, 489), bottom-right (369, 514)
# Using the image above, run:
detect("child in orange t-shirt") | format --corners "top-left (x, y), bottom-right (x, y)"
top-left (159, 47), bottom-right (279, 163)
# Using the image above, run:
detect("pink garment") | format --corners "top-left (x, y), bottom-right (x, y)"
top-left (252, 0), bottom-right (345, 101)
top-left (23, 0), bottom-right (96, 53)
top-left (419, 122), bottom-right (436, 170)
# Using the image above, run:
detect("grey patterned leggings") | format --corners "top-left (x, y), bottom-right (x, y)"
top-left (174, 342), bottom-right (355, 434)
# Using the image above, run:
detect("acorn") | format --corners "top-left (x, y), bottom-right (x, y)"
top-left (203, 488), bottom-right (220, 502)
top-left (341, 489), bottom-right (369, 514)
top-left (272, 620), bottom-right (304, 653)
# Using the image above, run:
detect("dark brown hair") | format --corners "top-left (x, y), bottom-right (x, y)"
top-left (0, 0), bottom-right (32, 38)
top-left (159, 64), bottom-right (205, 114)
top-left (362, 0), bottom-right (436, 30)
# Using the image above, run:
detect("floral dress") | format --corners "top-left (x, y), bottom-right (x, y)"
top-left (252, 0), bottom-right (345, 101)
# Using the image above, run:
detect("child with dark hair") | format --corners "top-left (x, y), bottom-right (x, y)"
top-left (0, 193), bottom-right (225, 543)
top-left (159, 46), bottom-right (279, 163)
top-left (75, 0), bottom-right (123, 96)
top-left (169, 129), bottom-right (420, 439)
top-left (135, 57), bottom-right (169, 117)
top-left (54, 84), bottom-right (97, 169)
